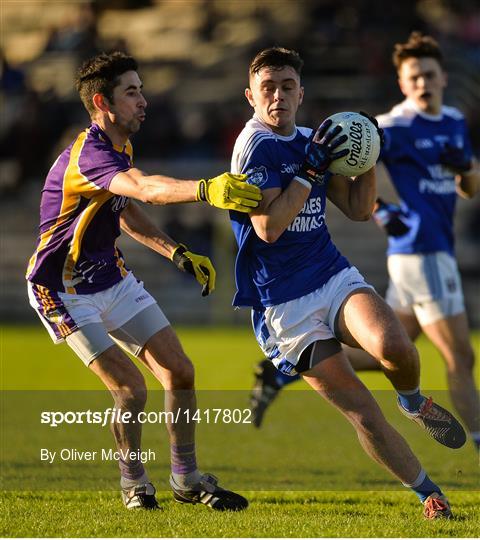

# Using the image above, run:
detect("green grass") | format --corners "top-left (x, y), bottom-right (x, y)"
top-left (2, 491), bottom-right (479, 538)
top-left (1, 326), bottom-right (479, 537)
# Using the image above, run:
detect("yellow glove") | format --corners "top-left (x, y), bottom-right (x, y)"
top-left (196, 172), bottom-right (262, 212)
top-left (171, 244), bottom-right (216, 297)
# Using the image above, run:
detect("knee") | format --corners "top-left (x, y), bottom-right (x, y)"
top-left (166, 355), bottom-right (195, 389)
top-left (112, 374), bottom-right (147, 412)
top-left (448, 344), bottom-right (476, 374)
top-left (358, 414), bottom-right (380, 436)
top-left (374, 333), bottom-right (417, 365)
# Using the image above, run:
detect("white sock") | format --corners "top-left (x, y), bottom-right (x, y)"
top-left (120, 472), bottom-right (150, 490)
top-left (171, 469), bottom-right (202, 488)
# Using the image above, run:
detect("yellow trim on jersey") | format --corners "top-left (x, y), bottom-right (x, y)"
top-left (65, 129), bottom-right (106, 197)
top-left (114, 246), bottom-right (129, 278)
top-left (62, 190), bottom-right (114, 293)
top-left (61, 132), bottom-right (134, 292)
top-left (125, 139), bottom-right (134, 161)
top-left (26, 129), bottom-right (103, 279)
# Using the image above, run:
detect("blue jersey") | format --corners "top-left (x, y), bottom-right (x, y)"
top-left (230, 116), bottom-right (350, 309)
top-left (377, 99), bottom-right (473, 256)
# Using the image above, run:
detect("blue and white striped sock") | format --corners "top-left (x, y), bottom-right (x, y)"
top-left (397, 387), bottom-right (425, 412)
top-left (402, 469), bottom-right (442, 502)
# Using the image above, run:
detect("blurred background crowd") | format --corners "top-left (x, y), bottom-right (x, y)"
top-left (1, 0), bottom-right (479, 325)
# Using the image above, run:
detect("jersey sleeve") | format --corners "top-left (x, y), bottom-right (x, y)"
top-left (76, 141), bottom-right (131, 195)
top-left (376, 114), bottom-right (395, 164)
top-left (239, 135), bottom-right (282, 191)
top-left (460, 119), bottom-right (473, 161)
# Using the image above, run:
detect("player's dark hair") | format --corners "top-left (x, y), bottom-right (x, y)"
top-left (249, 47), bottom-right (304, 78)
top-left (393, 31), bottom-right (443, 71)
top-left (75, 52), bottom-right (138, 116)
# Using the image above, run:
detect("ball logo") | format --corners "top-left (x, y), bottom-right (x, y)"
top-left (323, 112), bottom-right (379, 177)
top-left (346, 121), bottom-right (363, 167)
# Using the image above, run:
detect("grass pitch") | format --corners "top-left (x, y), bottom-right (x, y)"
top-left (1, 325), bottom-right (479, 537)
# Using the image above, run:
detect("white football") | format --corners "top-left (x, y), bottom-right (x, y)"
top-left (324, 111), bottom-right (381, 177)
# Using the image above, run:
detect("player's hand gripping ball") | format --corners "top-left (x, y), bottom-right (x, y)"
top-left (324, 111), bottom-right (382, 177)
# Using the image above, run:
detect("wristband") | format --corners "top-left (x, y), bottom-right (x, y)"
top-left (293, 176), bottom-right (313, 190)
top-left (171, 244), bottom-right (187, 263)
top-left (196, 179), bottom-right (207, 202)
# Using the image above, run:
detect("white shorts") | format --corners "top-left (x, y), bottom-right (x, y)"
top-left (65, 304), bottom-right (169, 366)
top-left (252, 266), bottom-right (374, 376)
top-left (28, 273), bottom-right (169, 365)
top-left (385, 252), bottom-right (465, 326)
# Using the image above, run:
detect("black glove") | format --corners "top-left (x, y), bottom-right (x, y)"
top-left (372, 198), bottom-right (410, 237)
top-left (171, 244), bottom-right (216, 297)
top-left (359, 111), bottom-right (385, 148)
top-left (298, 119), bottom-right (349, 185)
top-left (439, 143), bottom-right (472, 173)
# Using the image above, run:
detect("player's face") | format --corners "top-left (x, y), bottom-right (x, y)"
top-left (246, 66), bottom-right (304, 136)
top-left (109, 71), bottom-right (147, 135)
top-left (398, 57), bottom-right (446, 115)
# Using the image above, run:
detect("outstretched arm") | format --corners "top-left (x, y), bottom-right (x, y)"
top-left (110, 168), bottom-right (261, 211)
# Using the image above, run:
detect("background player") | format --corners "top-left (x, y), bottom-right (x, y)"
top-left (250, 33), bottom-right (480, 451)
top-left (26, 51), bottom-right (261, 511)
top-left (375, 31), bottom-right (479, 449)
top-left (230, 46), bottom-right (466, 519)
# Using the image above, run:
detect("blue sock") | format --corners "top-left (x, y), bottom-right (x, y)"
top-left (397, 387), bottom-right (425, 412)
top-left (275, 371), bottom-right (301, 388)
top-left (403, 469), bottom-right (442, 502)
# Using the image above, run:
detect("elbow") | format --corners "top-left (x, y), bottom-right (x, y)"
top-left (457, 186), bottom-right (477, 200)
top-left (354, 212), bottom-right (372, 222)
top-left (258, 230), bottom-right (282, 244)
top-left (255, 224), bottom-right (283, 244)
top-left (350, 200), bottom-right (376, 221)
top-left (139, 185), bottom-right (155, 205)
top-left (252, 214), bottom-right (287, 243)
top-left (262, 231), bottom-right (282, 244)
top-left (349, 209), bottom-right (372, 222)
top-left (462, 189), bottom-right (477, 200)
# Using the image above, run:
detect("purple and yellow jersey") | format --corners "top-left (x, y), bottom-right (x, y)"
top-left (26, 123), bottom-right (133, 294)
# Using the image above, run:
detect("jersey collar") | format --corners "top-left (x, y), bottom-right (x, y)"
top-left (252, 115), bottom-right (298, 141)
top-left (90, 123), bottom-right (129, 153)
top-left (405, 99), bottom-right (444, 122)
